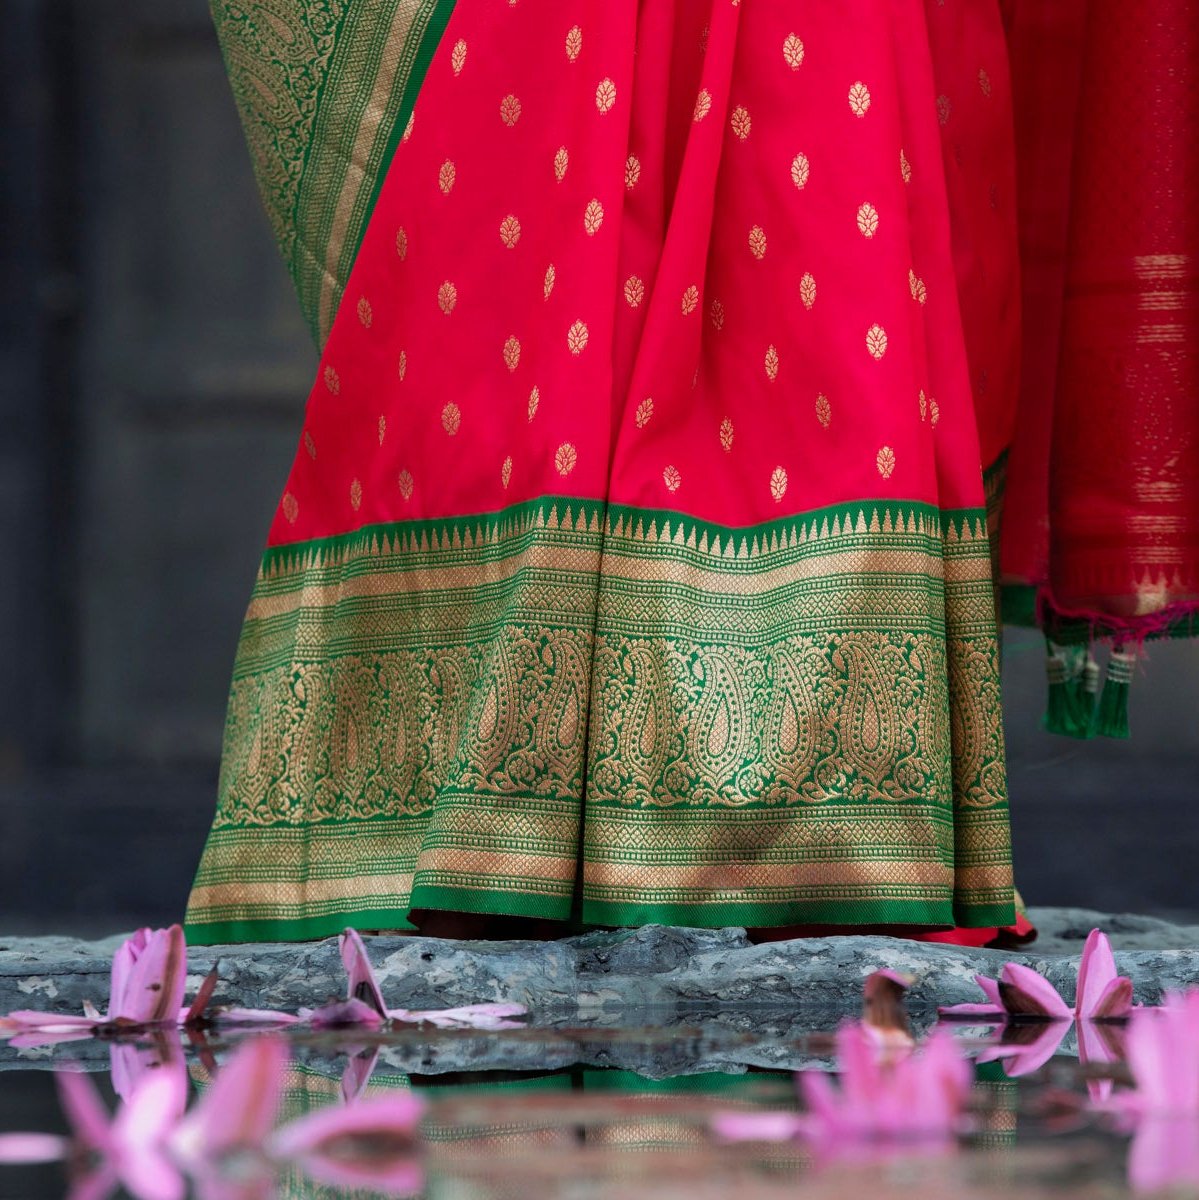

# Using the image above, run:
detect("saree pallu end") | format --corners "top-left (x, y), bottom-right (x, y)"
top-left (184, 497), bottom-right (1014, 944)
top-left (210, 0), bottom-right (454, 346)
top-left (1000, 0), bottom-right (1199, 737)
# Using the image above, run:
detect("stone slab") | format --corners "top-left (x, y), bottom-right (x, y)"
top-left (2, 908), bottom-right (1197, 1077)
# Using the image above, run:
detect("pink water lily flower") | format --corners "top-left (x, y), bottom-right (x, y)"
top-left (268, 1093), bottom-right (425, 1195)
top-left (939, 928), bottom-right (1133, 1023)
top-left (714, 1022), bottom-right (971, 1148)
top-left (57, 1066), bottom-right (188, 1200)
top-left (3, 927), bottom-right (189, 1047)
top-left (309, 929), bottom-right (527, 1031)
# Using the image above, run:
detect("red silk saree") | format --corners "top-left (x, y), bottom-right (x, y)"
top-left (186, 0), bottom-right (1036, 943)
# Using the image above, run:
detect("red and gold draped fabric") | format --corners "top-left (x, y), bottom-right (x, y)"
top-left (1001, 0), bottom-right (1199, 737)
top-left (186, 0), bottom-right (1021, 943)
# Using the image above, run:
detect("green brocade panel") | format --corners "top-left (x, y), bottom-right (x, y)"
top-left (185, 497), bottom-right (1015, 943)
top-left (211, 0), bottom-right (456, 346)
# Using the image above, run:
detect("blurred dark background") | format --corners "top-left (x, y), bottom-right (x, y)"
top-left (1, 0), bottom-right (1197, 937)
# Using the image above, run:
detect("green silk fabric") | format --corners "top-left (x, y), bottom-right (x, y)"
top-left (211, 0), bottom-right (456, 346)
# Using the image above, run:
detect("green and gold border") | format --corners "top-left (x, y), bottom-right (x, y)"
top-left (186, 496), bottom-right (1013, 943)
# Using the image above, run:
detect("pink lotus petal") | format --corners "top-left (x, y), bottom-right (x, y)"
top-left (110, 1032), bottom-right (187, 1104)
top-left (1091, 975), bottom-right (1134, 1020)
top-left (109, 930), bottom-right (150, 1020)
top-left (113, 927), bottom-right (187, 1026)
top-left (0, 1133), bottom-right (70, 1163)
top-left (269, 1094), bottom-right (425, 1194)
top-left (7, 1024), bottom-right (101, 1050)
top-left (57, 1071), bottom-right (113, 1151)
top-left (342, 1048), bottom-right (381, 1104)
top-left (936, 1002), bottom-right (1005, 1020)
top-left (211, 1008), bottom-right (302, 1027)
top-left (976, 1021), bottom-right (1070, 1077)
top-left (340, 929), bottom-right (388, 1019)
top-left (2, 1011), bottom-right (102, 1033)
top-left (1128, 1115), bottom-right (1199, 1193)
top-left (998, 963), bottom-right (1072, 1019)
top-left (306, 997), bottom-right (386, 1031)
top-left (112, 1071), bottom-right (188, 1200)
top-left (1124, 993), bottom-right (1199, 1113)
top-left (711, 1112), bottom-right (804, 1142)
top-left (1075, 929), bottom-right (1120, 1019)
top-left (172, 1035), bottom-right (286, 1167)
top-left (395, 1002), bottom-right (527, 1029)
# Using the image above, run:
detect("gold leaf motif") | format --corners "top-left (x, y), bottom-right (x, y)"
top-left (437, 280), bottom-right (458, 315)
top-left (748, 225), bottom-right (767, 259)
top-left (554, 145), bottom-right (569, 182)
top-left (595, 78), bottom-right (616, 114)
top-left (662, 465), bottom-right (681, 492)
top-left (730, 105), bottom-right (751, 141)
top-left (451, 38), bottom-right (467, 76)
top-left (395, 227), bottom-right (408, 260)
top-left (357, 296), bottom-right (373, 327)
top-left (528, 385), bottom-right (540, 421)
top-left (323, 366), bottom-right (340, 395)
top-left (936, 94), bottom-right (951, 125)
top-left (544, 263), bottom-right (556, 299)
top-left (719, 417), bottom-right (734, 451)
top-left (681, 285), bottom-right (699, 315)
top-left (349, 478), bottom-right (363, 511)
top-left (281, 492), bottom-right (299, 524)
top-left (500, 94), bottom-right (522, 126)
top-left (908, 268), bottom-right (927, 305)
top-left (398, 469), bottom-right (414, 500)
top-left (700, 24), bottom-right (709, 52)
top-left (397, 350), bottom-right (407, 381)
top-left (876, 446), bottom-right (896, 479)
top-left (800, 272), bottom-right (816, 310)
top-left (565, 25), bottom-right (582, 61)
top-left (377, 415), bottom-right (386, 445)
top-left (441, 402), bottom-right (461, 435)
top-left (848, 81), bottom-right (871, 117)
top-left (554, 442), bottom-right (578, 476)
top-left (978, 68), bottom-right (992, 98)
top-left (693, 88), bottom-right (712, 122)
top-left (765, 344), bottom-right (779, 381)
top-left (503, 335), bottom-right (521, 372)
top-left (303, 431), bottom-right (316, 459)
top-left (783, 33), bottom-right (804, 69)
top-left (401, 112), bottom-right (414, 142)
top-left (438, 160), bottom-right (456, 194)
top-left (625, 155), bottom-right (641, 189)
top-left (710, 298), bottom-right (725, 330)
top-left (583, 198), bottom-right (604, 236)
top-left (635, 397), bottom-right (654, 428)
top-left (624, 276), bottom-right (645, 307)
top-left (501, 455), bottom-right (513, 488)
top-left (856, 202), bottom-right (879, 239)
top-left (900, 148), bottom-right (912, 184)
top-left (790, 152), bottom-right (810, 190)
top-left (866, 324), bottom-right (888, 360)
top-left (769, 466), bottom-right (788, 502)
top-left (815, 393), bottom-right (831, 428)
top-left (929, 397), bottom-right (941, 426)
top-left (918, 388), bottom-right (928, 420)
top-left (499, 214), bottom-right (522, 248)
top-left (567, 320), bottom-right (589, 355)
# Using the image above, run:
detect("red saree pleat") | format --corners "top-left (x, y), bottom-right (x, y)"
top-left (1001, 0), bottom-right (1199, 738)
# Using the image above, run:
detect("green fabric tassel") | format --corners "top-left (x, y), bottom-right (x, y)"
top-left (1092, 647), bottom-right (1135, 739)
top-left (1043, 642), bottom-right (1098, 738)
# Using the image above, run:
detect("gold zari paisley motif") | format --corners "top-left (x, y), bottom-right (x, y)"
top-left (186, 497), bottom-right (1013, 942)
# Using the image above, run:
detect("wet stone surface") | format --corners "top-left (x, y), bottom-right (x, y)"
top-left (1, 909), bottom-right (1197, 1069)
